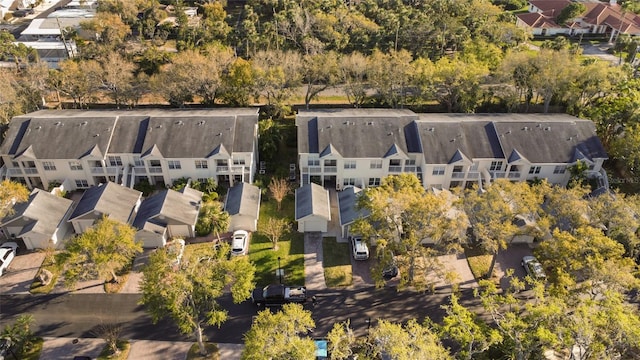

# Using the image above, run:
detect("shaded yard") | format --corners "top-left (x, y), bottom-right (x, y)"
top-left (322, 237), bottom-right (352, 288)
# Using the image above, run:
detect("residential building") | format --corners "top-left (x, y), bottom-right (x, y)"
top-left (68, 182), bottom-right (142, 234)
top-left (133, 187), bottom-right (203, 248)
top-left (0, 109), bottom-right (260, 190)
top-left (295, 183), bottom-right (331, 233)
top-left (516, 0), bottom-right (640, 40)
top-left (0, 188), bottom-right (74, 249)
top-left (296, 109), bottom-right (608, 191)
top-left (224, 182), bottom-right (261, 232)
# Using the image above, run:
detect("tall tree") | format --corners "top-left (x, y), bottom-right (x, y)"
top-left (50, 59), bottom-right (102, 108)
top-left (439, 293), bottom-right (502, 359)
top-left (220, 58), bottom-right (255, 106)
top-left (353, 174), bottom-right (468, 290)
top-left (366, 49), bottom-right (413, 108)
top-left (301, 51), bottom-right (339, 109)
top-left (141, 242), bottom-right (255, 356)
top-left (0, 180), bottom-right (30, 219)
top-left (242, 303), bottom-right (315, 360)
top-left (99, 52), bottom-right (135, 108)
top-left (367, 319), bottom-right (452, 360)
top-left (60, 217), bottom-right (141, 287)
top-left (339, 52), bottom-right (369, 107)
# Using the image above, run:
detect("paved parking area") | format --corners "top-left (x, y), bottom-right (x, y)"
top-left (494, 243), bottom-right (536, 290)
top-left (0, 251), bottom-right (45, 294)
top-left (39, 337), bottom-right (105, 360)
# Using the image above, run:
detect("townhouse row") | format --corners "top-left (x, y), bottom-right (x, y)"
top-left (0, 108), bottom-right (608, 193)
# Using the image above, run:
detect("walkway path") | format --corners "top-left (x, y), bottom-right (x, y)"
top-left (38, 337), bottom-right (244, 360)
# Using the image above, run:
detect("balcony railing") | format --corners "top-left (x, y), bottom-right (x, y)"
top-left (491, 171), bottom-right (506, 179)
top-left (451, 172), bottom-right (466, 179)
top-left (90, 166), bottom-right (119, 174)
top-left (388, 166), bottom-right (402, 173)
top-left (7, 168), bottom-right (23, 176)
top-left (148, 167), bottom-right (163, 173)
top-left (133, 166), bottom-right (147, 175)
top-left (467, 171), bottom-right (480, 179)
top-left (404, 166), bottom-right (417, 172)
top-left (301, 166), bottom-right (322, 174)
top-left (507, 172), bottom-right (521, 179)
top-left (323, 166), bottom-right (337, 173)
top-left (216, 166), bottom-right (229, 172)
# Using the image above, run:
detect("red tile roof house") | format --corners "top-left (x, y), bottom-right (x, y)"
top-left (516, 0), bottom-right (640, 42)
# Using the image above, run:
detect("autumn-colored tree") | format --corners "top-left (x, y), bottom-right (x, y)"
top-left (0, 180), bottom-right (30, 220)
top-left (339, 52), bottom-right (369, 107)
top-left (268, 177), bottom-right (290, 211)
top-left (260, 217), bottom-right (289, 251)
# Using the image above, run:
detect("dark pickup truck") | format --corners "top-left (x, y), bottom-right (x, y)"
top-left (251, 284), bottom-right (307, 307)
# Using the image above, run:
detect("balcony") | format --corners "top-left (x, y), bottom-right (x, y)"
top-left (507, 172), bottom-right (521, 179)
top-left (388, 166), bottom-right (402, 173)
top-left (467, 171), bottom-right (480, 179)
top-left (491, 171), bottom-right (506, 179)
top-left (451, 172), bottom-right (466, 179)
top-left (216, 165), bottom-right (245, 174)
top-left (7, 168), bottom-right (23, 176)
top-left (148, 167), bottom-right (163, 174)
top-left (404, 166), bottom-right (417, 172)
top-left (323, 166), bottom-right (337, 173)
top-left (133, 166), bottom-right (147, 175)
top-left (90, 166), bottom-right (119, 174)
top-left (302, 166), bottom-right (322, 174)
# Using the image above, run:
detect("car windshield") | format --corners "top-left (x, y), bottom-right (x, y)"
top-left (232, 240), bottom-right (244, 251)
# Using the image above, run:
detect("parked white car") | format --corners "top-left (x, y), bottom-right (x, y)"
top-left (231, 230), bottom-right (249, 256)
top-left (0, 242), bottom-right (18, 276)
top-left (350, 236), bottom-right (369, 260)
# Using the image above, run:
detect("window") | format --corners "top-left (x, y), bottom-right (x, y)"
top-left (233, 159), bottom-right (246, 165)
top-left (343, 178), bottom-right (356, 186)
top-left (489, 161), bottom-right (503, 171)
top-left (528, 166), bottom-right (541, 174)
top-left (195, 160), bottom-right (208, 169)
top-left (149, 160), bottom-right (161, 167)
top-left (75, 179), bottom-right (89, 188)
top-left (405, 159), bottom-right (416, 166)
top-left (344, 160), bottom-right (356, 169)
top-left (197, 178), bottom-right (208, 183)
top-left (69, 161), bottom-right (83, 171)
top-left (453, 165), bottom-right (463, 172)
top-left (43, 161), bottom-right (56, 171)
top-left (368, 178), bottom-right (381, 186)
top-left (11, 161), bottom-right (19, 168)
top-left (389, 159), bottom-right (401, 166)
top-left (588, 164), bottom-right (594, 170)
top-left (370, 160), bottom-right (382, 169)
top-left (22, 161), bottom-right (35, 168)
top-left (432, 166), bottom-right (445, 175)
top-left (324, 159), bottom-right (337, 167)
top-left (108, 156), bottom-right (123, 167)
top-left (308, 158), bottom-right (320, 166)
top-left (168, 160), bottom-right (181, 170)
top-left (553, 165), bottom-right (566, 174)
top-left (133, 156), bottom-right (144, 167)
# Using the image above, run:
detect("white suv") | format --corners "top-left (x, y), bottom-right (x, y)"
top-left (350, 236), bottom-right (369, 260)
top-left (0, 242), bottom-right (18, 276)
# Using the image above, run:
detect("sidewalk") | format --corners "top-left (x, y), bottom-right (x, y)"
top-left (39, 337), bottom-right (244, 360)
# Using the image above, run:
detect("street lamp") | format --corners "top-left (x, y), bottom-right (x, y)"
top-left (277, 256), bottom-right (282, 284)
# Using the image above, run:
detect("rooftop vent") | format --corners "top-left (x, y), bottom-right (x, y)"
top-left (367, 121), bottom-right (375, 125)
top-left (217, 132), bottom-right (222, 136)
top-left (522, 126), bottom-right (529, 131)
top-left (93, 134), bottom-right (100, 137)
top-left (54, 121), bottom-right (63, 126)
top-left (506, 130), bottom-right (512, 134)
top-left (197, 120), bottom-right (206, 126)
top-left (175, 120), bottom-right (184, 125)
top-left (544, 126), bottom-right (551, 131)
top-left (387, 132), bottom-right (393, 136)
top-left (157, 124), bottom-right (163, 129)
top-left (80, 121), bottom-right (88, 126)
top-left (35, 126), bottom-right (42, 130)
top-left (428, 127), bottom-right (435, 132)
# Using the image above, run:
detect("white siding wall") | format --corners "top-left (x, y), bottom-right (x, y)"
top-left (230, 215), bottom-right (258, 232)
top-left (136, 230), bottom-right (167, 248)
top-left (298, 216), bottom-right (328, 232)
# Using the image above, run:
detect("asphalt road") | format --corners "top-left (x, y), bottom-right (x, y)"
top-left (0, 287), bottom-right (481, 343)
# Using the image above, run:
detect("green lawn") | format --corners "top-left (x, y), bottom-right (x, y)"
top-left (464, 246), bottom-right (494, 280)
top-left (322, 237), bottom-right (352, 288)
top-left (249, 197), bottom-right (305, 286)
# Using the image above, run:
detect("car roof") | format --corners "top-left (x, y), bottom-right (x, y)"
top-left (522, 255), bottom-right (537, 262)
top-left (233, 230), bottom-right (248, 236)
top-left (0, 248), bottom-right (13, 258)
top-left (354, 242), bottom-right (368, 252)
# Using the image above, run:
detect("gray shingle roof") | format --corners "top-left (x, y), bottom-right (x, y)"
top-left (0, 189), bottom-right (73, 237)
top-left (69, 182), bottom-right (141, 223)
top-left (492, 115), bottom-right (608, 163)
top-left (337, 187), bottom-right (370, 226)
top-left (133, 188), bottom-right (202, 229)
top-left (297, 109), bottom-right (421, 157)
top-left (295, 183), bottom-right (331, 220)
top-left (224, 183), bottom-right (261, 219)
top-left (0, 109), bottom-right (259, 160)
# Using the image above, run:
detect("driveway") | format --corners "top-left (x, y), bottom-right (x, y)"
top-left (0, 251), bottom-right (45, 294)
top-left (494, 243), bottom-right (536, 291)
top-left (581, 43), bottom-right (621, 65)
